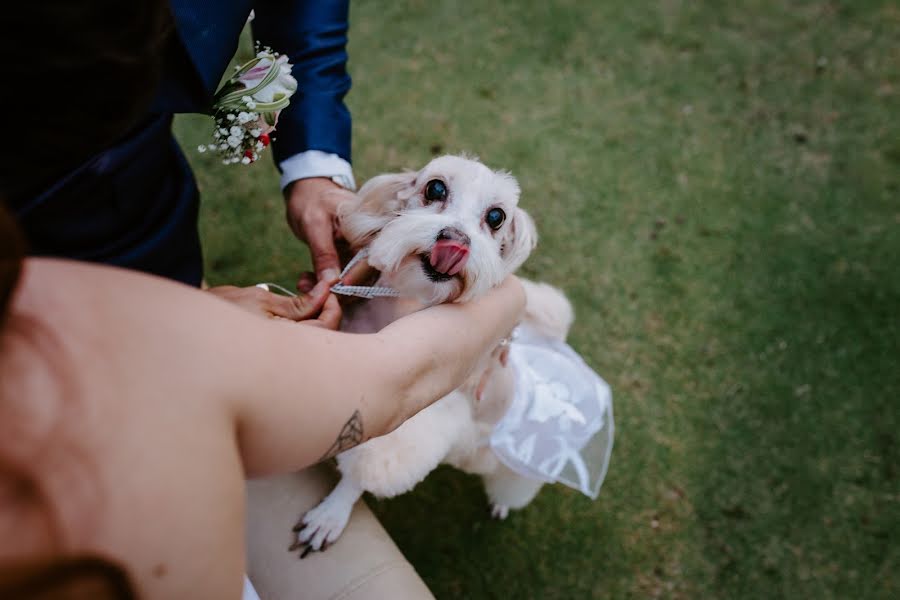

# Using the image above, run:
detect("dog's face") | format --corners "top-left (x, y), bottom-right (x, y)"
top-left (340, 155), bottom-right (537, 304)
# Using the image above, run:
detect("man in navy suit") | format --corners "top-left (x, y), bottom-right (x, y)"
top-left (6, 0), bottom-right (354, 312)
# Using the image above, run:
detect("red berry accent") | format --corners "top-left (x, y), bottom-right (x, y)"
top-left (244, 149), bottom-right (254, 158)
top-left (259, 133), bottom-right (271, 147)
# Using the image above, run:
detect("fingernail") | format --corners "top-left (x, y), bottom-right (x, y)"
top-left (321, 268), bottom-right (340, 283)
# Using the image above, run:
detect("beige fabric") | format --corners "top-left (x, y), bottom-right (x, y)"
top-left (245, 466), bottom-right (434, 600)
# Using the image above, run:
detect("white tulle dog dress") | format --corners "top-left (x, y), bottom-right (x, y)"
top-left (490, 325), bottom-right (614, 498)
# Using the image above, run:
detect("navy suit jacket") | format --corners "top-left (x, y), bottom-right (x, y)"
top-left (9, 1), bottom-right (351, 285)
top-left (161, 0), bottom-right (352, 166)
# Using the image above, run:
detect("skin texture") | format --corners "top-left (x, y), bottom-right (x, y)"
top-left (211, 175), bottom-right (377, 329)
top-left (206, 282), bottom-right (341, 329)
top-left (284, 177), bottom-right (356, 293)
top-left (0, 258), bottom-right (524, 599)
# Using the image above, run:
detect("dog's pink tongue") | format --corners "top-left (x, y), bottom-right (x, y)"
top-left (430, 240), bottom-right (469, 276)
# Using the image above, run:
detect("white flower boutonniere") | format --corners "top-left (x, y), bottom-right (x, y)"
top-left (197, 45), bottom-right (298, 165)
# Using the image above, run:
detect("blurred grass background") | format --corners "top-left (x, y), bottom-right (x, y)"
top-left (174, 1), bottom-right (899, 597)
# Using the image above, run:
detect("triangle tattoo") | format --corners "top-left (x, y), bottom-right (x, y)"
top-left (320, 410), bottom-right (364, 461)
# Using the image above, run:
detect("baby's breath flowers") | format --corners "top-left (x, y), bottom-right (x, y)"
top-left (197, 44), bottom-right (297, 165)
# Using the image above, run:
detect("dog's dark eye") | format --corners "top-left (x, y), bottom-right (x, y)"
top-left (486, 207), bottom-right (506, 230)
top-left (424, 179), bottom-right (448, 202)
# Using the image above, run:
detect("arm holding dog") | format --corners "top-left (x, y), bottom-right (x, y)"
top-left (235, 275), bottom-right (525, 476)
top-left (14, 258), bottom-right (522, 482)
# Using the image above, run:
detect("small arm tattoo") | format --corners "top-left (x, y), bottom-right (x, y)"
top-left (319, 410), bottom-right (364, 461)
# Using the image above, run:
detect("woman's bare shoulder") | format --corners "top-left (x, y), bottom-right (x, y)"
top-left (2, 258), bottom-right (249, 595)
top-left (20, 258), bottom-right (213, 319)
top-left (19, 259), bottom-right (265, 370)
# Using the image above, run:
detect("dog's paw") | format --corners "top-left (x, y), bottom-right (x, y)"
top-left (490, 503), bottom-right (510, 520)
top-left (290, 499), bottom-right (352, 557)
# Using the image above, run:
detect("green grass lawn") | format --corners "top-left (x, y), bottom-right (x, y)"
top-left (175, 1), bottom-right (899, 597)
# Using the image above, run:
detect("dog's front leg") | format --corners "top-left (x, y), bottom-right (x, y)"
top-left (293, 394), bottom-right (468, 553)
top-left (292, 475), bottom-right (363, 555)
top-left (482, 463), bottom-right (544, 520)
top-left (337, 393), bottom-right (470, 497)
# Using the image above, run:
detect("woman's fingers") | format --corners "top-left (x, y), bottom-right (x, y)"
top-left (207, 285), bottom-right (274, 319)
top-left (299, 293), bottom-right (341, 330)
top-left (267, 281), bottom-right (332, 321)
top-left (207, 284), bottom-right (339, 325)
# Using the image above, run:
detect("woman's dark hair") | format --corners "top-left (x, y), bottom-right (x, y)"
top-left (0, 3), bottom-right (169, 596)
top-left (0, 1), bottom-right (173, 202)
top-left (0, 203), bottom-right (25, 329)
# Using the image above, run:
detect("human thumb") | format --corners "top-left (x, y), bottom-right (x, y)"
top-left (265, 280), bottom-right (330, 321)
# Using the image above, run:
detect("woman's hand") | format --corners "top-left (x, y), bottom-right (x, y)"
top-left (206, 283), bottom-right (341, 329)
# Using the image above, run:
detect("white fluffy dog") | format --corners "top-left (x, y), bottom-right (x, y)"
top-left (294, 155), bottom-right (574, 552)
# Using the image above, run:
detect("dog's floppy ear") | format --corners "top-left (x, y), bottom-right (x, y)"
top-left (339, 171), bottom-right (417, 247)
top-left (501, 207), bottom-right (537, 272)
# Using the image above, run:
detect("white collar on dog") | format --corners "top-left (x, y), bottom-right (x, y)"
top-left (256, 247), bottom-right (400, 300)
top-left (329, 248), bottom-right (401, 299)
top-left (490, 324), bottom-right (615, 499)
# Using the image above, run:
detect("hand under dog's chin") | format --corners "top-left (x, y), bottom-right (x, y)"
top-left (383, 255), bottom-right (465, 305)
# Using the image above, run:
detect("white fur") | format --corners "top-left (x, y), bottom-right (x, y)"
top-left (298, 155), bottom-right (573, 551)
top-left (340, 154), bottom-right (535, 304)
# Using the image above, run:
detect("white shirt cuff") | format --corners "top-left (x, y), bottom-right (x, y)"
top-left (279, 150), bottom-right (356, 191)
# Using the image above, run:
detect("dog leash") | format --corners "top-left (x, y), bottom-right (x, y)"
top-left (256, 247), bottom-right (400, 299)
top-left (329, 248), bottom-right (401, 299)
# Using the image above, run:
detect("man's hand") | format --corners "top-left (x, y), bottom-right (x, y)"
top-left (284, 177), bottom-right (356, 290)
top-left (207, 283), bottom-right (341, 330)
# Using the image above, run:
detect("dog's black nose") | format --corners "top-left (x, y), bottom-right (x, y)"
top-left (437, 227), bottom-right (471, 246)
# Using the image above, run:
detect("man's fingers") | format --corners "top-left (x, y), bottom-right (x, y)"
top-left (304, 216), bottom-right (342, 285)
top-left (296, 271), bottom-right (316, 294)
top-left (285, 179), bottom-right (359, 286)
top-left (291, 280), bottom-right (331, 320)
top-left (301, 293), bottom-right (341, 330)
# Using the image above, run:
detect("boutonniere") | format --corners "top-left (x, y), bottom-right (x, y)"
top-left (198, 45), bottom-right (297, 165)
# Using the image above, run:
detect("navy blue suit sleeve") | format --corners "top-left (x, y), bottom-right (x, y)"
top-left (252, 0), bottom-right (352, 167)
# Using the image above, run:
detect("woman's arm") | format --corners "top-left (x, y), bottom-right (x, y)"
top-left (232, 277), bottom-right (525, 476)
top-left (18, 259), bottom-right (523, 478)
